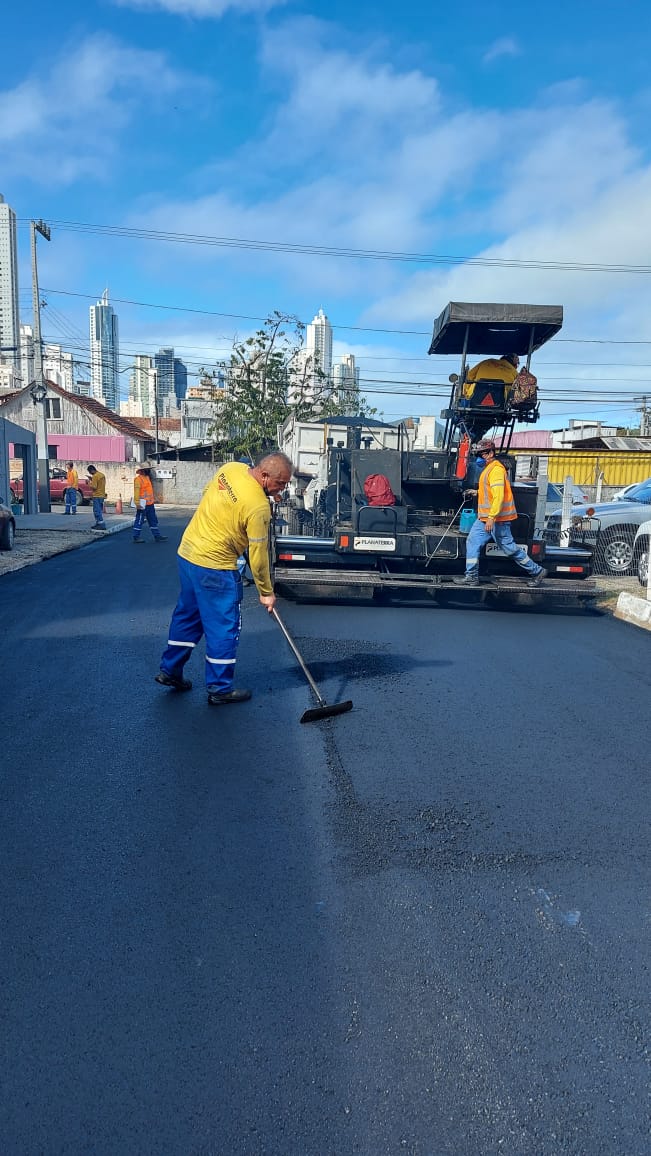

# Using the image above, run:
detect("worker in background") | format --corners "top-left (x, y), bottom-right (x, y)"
top-left (87, 465), bottom-right (107, 531)
top-left (453, 440), bottom-right (546, 587)
top-left (155, 451), bottom-right (294, 707)
top-left (462, 353), bottom-right (519, 402)
top-left (64, 461), bottom-right (79, 515)
top-left (132, 465), bottom-right (167, 543)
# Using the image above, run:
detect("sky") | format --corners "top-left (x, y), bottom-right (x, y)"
top-left (3, 0), bottom-right (651, 429)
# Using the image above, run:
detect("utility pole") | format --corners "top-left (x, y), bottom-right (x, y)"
top-left (154, 379), bottom-right (160, 462)
top-left (30, 219), bottom-right (51, 513)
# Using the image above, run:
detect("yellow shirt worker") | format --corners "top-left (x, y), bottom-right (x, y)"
top-left (64, 462), bottom-right (79, 514)
top-left (157, 453), bottom-right (293, 707)
top-left (462, 354), bottom-right (519, 401)
top-left (87, 465), bottom-right (107, 530)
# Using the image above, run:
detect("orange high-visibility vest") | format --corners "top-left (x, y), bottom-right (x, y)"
top-left (66, 468), bottom-right (78, 489)
top-left (478, 459), bottom-right (517, 522)
top-left (134, 475), bottom-right (154, 505)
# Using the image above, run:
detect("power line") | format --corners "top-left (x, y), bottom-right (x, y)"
top-left (20, 218), bottom-right (651, 275)
top-left (39, 286), bottom-right (651, 344)
top-left (38, 333), bottom-right (651, 394)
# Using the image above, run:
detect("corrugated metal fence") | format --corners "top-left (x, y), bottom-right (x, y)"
top-left (512, 450), bottom-right (651, 489)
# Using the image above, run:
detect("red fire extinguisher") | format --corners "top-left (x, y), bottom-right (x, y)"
top-left (455, 433), bottom-right (470, 480)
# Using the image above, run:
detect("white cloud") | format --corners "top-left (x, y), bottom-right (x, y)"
top-left (113, 0), bottom-right (284, 14)
top-left (258, 19), bottom-right (440, 165)
top-left (0, 35), bottom-right (202, 184)
top-left (108, 19), bottom-right (651, 424)
top-left (364, 94), bottom-right (651, 332)
top-left (483, 37), bottom-right (520, 64)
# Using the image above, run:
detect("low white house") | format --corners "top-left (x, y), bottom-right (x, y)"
top-left (0, 381), bottom-right (154, 464)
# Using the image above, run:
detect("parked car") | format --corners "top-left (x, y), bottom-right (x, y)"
top-left (10, 468), bottom-right (92, 506)
top-left (0, 496), bottom-right (16, 550)
top-left (546, 478), bottom-right (651, 574)
top-left (633, 519), bottom-right (651, 586)
top-left (544, 481), bottom-right (590, 516)
top-left (519, 480), bottom-right (589, 521)
top-left (611, 477), bottom-right (651, 501)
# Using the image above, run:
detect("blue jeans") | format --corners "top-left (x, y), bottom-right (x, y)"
top-left (65, 487), bottom-right (77, 513)
top-left (92, 497), bottom-right (106, 527)
top-left (133, 504), bottom-right (163, 539)
top-left (464, 519), bottom-right (541, 577)
top-left (160, 558), bottom-right (243, 693)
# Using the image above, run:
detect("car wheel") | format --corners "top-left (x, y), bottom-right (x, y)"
top-left (76, 489), bottom-right (87, 506)
top-left (638, 550), bottom-right (649, 587)
top-left (0, 519), bottom-right (15, 551)
top-left (596, 525), bottom-right (635, 574)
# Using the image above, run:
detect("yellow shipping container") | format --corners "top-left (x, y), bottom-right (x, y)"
top-left (511, 450), bottom-right (651, 489)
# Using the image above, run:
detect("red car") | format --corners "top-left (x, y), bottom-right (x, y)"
top-left (10, 468), bottom-right (93, 506)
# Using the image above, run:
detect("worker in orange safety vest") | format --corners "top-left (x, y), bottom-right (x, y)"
top-left (453, 440), bottom-right (546, 587)
top-left (132, 465), bottom-right (167, 543)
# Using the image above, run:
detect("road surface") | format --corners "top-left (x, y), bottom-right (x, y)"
top-left (1, 514), bottom-right (648, 1155)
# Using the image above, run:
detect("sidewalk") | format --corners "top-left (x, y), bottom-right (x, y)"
top-left (16, 507), bottom-right (133, 534)
top-left (1, 506), bottom-right (135, 577)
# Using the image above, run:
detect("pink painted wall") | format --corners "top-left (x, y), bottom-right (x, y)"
top-left (509, 430), bottom-right (553, 449)
top-left (46, 435), bottom-right (127, 461)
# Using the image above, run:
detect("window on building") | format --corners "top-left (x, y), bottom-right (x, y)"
top-left (187, 418), bottom-right (211, 439)
top-left (45, 398), bottom-right (62, 419)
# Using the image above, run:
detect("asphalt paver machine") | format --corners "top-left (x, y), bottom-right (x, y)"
top-left (273, 302), bottom-right (595, 607)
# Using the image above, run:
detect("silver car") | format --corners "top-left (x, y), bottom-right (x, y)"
top-left (546, 478), bottom-right (651, 575)
top-left (633, 519), bottom-right (651, 586)
top-left (0, 497), bottom-right (16, 551)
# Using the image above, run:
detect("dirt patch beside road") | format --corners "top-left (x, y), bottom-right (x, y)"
top-left (0, 529), bottom-right (98, 576)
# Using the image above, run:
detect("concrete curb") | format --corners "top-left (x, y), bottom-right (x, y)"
top-left (614, 591), bottom-right (651, 632)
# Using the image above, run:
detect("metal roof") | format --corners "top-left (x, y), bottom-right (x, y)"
top-left (428, 301), bottom-right (563, 356)
top-left (571, 436), bottom-right (651, 451)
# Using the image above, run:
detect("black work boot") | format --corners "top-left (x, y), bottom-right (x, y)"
top-left (526, 567), bottom-right (547, 588)
top-left (453, 573), bottom-right (480, 586)
top-left (155, 671), bottom-right (192, 691)
top-left (208, 688), bottom-right (252, 706)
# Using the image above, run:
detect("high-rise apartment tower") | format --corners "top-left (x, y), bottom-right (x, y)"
top-left (0, 194), bottom-right (20, 369)
top-left (89, 290), bottom-right (119, 410)
top-left (305, 308), bottom-right (333, 378)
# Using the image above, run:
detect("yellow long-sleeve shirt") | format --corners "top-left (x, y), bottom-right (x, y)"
top-left (462, 357), bottom-right (518, 400)
top-left (89, 470), bottom-right (106, 499)
top-left (178, 462), bottom-right (274, 595)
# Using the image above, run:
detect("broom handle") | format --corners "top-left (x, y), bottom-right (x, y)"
top-left (272, 608), bottom-right (327, 707)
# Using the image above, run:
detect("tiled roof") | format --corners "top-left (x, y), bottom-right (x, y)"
top-left (0, 391), bottom-right (21, 406)
top-left (129, 416), bottom-right (182, 432)
top-left (41, 381), bottom-right (151, 441)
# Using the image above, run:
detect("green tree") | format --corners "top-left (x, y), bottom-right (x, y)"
top-left (205, 311), bottom-right (373, 458)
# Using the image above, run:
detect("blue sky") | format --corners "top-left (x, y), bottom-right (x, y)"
top-left (3, 0), bottom-right (651, 427)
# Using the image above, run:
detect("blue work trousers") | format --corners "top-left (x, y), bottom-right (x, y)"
top-left (64, 487), bottom-right (77, 513)
top-left (464, 519), bottom-right (541, 577)
top-left (92, 497), bottom-right (106, 527)
top-left (133, 504), bottom-right (162, 539)
top-left (160, 557), bottom-right (243, 694)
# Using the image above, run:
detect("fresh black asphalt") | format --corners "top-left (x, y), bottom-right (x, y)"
top-left (1, 512), bottom-right (649, 1155)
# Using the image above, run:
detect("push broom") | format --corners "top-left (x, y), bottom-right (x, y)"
top-left (272, 608), bottom-right (353, 724)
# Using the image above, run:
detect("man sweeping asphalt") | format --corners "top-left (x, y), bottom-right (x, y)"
top-left (155, 452), bottom-right (293, 706)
